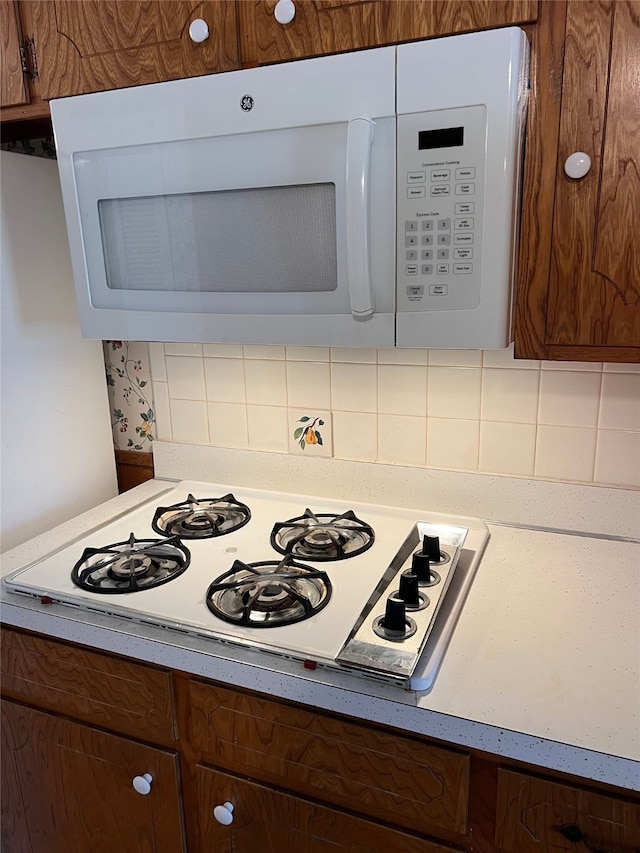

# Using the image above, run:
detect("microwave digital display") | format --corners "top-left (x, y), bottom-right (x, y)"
top-left (418, 127), bottom-right (464, 150)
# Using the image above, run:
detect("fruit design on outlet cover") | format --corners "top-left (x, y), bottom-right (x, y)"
top-left (294, 416), bottom-right (324, 450)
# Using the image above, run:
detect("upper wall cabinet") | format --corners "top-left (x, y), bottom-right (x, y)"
top-left (516, 0), bottom-right (640, 362)
top-left (238, 0), bottom-right (539, 66)
top-left (0, 0), bottom-right (29, 107)
top-left (16, 0), bottom-right (239, 101)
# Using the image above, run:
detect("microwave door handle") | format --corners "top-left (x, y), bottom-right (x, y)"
top-left (346, 118), bottom-right (375, 319)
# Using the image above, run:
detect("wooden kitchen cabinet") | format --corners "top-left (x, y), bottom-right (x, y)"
top-left (1, 700), bottom-right (185, 853)
top-left (515, 0), bottom-right (640, 362)
top-left (238, 0), bottom-right (539, 66)
top-left (0, 1), bottom-right (29, 108)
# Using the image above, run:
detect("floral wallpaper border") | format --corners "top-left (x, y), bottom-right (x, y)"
top-left (104, 341), bottom-right (156, 451)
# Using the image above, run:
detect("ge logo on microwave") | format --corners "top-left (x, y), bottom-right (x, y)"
top-left (240, 95), bottom-right (254, 112)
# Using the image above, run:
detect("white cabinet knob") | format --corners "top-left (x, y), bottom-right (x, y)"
top-left (132, 773), bottom-right (153, 795)
top-left (189, 18), bottom-right (210, 43)
top-left (564, 151), bottom-right (592, 179)
top-left (274, 0), bottom-right (296, 25)
top-left (213, 801), bottom-right (235, 825)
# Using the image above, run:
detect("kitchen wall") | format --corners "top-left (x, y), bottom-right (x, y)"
top-left (144, 343), bottom-right (640, 489)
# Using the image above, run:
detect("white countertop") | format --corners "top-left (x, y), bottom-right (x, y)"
top-left (2, 459), bottom-right (639, 792)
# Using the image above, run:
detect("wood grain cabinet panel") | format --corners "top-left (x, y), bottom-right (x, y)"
top-left (495, 768), bottom-right (640, 853)
top-left (0, 627), bottom-right (177, 744)
top-left (239, 0), bottom-right (538, 66)
top-left (1, 699), bottom-right (185, 853)
top-left (188, 679), bottom-right (470, 838)
top-left (0, 0), bottom-right (29, 107)
top-left (196, 764), bottom-right (465, 852)
top-left (16, 0), bottom-right (239, 100)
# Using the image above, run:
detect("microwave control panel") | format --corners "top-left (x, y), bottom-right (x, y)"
top-left (396, 105), bottom-right (487, 313)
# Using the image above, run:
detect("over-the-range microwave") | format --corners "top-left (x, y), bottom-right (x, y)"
top-left (51, 27), bottom-right (529, 349)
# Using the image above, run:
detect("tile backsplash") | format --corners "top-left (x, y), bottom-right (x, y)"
top-left (144, 343), bottom-right (639, 489)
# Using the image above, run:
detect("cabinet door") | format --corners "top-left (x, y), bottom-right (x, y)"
top-left (0, 0), bottom-right (29, 107)
top-left (17, 0), bottom-right (239, 100)
top-left (547, 0), bottom-right (640, 354)
top-left (239, 0), bottom-right (538, 66)
top-left (1, 700), bottom-right (185, 853)
top-left (197, 764), bottom-right (464, 853)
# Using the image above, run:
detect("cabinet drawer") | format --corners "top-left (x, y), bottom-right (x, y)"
top-left (197, 764), bottom-right (466, 853)
top-left (495, 768), bottom-right (640, 853)
top-left (0, 628), bottom-right (177, 744)
top-left (188, 680), bottom-right (469, 837)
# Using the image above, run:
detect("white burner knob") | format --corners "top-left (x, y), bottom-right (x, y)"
top-left (132, 773), bottom-right (153, 795)
top-left (274, 0), bottom-right (296, 25)
top-left (188, 18), bottom-right (210, 43)
top-left (213, 801), bottom-right (235, 825)
top-left (564, 151), bottom-right (592, 179)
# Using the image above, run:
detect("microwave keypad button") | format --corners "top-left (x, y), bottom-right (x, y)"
top-left (437, 218), bottom-right (451, 230)
top-left (405, 220), bottom-right (418, 232)
top-left (437, 234), bottom-right (451, 246)
top-left (421, 264), bottom-right (433, 275)
top-left (405, 264), bottom-right (419, 275)
top-left (421, 220), bottom-right (434, 231)
top-left (436, 263), bottom-right (449, 275)
top-left (406, 285), bottom-right (424, 297)
top-left (437, 249), bottom-right (449, 259)
top-left (421, 249), bottom-right (433, 260)
top-left (454, 233), bottom-right (474, 245)
top-left (407, 187), bottom-right (426, 199)
top-left (454, 263), bottom-right (473, 274)
top-left (456, 167), bottom-right (476, 180)
top-left (430, 185), bottom-right (450, 197)
top-left (429, 285), bottom-right (448, 296)
top-left (454, 217), bottom-right (474, 230)
top-left (406, 250), bottom-right (417, 261)
top-left (454, 248), bottom-right (473, 260)
top-left (455, 183), bottom-right (475, 195)
top-left (421, 234), bottom-right (434, 246)
top-left (405, 235), bottom-right (418, 247)
top-left (455, 202), bottom-right (475, 214)
top-left (407, 171), bottom-right (426, 184)
top-left (430, 169), bottom-right (450, 181)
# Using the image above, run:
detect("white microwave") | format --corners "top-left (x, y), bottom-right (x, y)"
top-left (51, 27), bottom-right (529, 349)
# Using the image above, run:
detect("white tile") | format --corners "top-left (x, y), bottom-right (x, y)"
top-left (151, 381), bottom-right (172, 441)
top-left (165, 355), bottom-right (206, 400)
top-left (427, 366), bottom-right (482, 420)
top-left (594, 430), bottom-right (640, 488)
top-left (426, 418), bottom-right (479, 471)
top-left (202, 343), bottom-right (244, 358)
top-left (204, 357), bottom-right (246, 404)
top-left (377, 414), bottom-right (426, 466)
top-left (288, 410), bottom-right (332, 457)
top-left (538, 370), bottom-right (601, 427)
top-left (243, 345), bottom-right (285, 360)
top-left (148, 343), bottom-right (167, 382)
top-left (603, 362), bottom-right (640, 373)
top-left (332, 411), bottom-right (377, 461)
top-left (428, 349), bottom-right (482, 367)
top-left (286, 346), bottom-right (330, 362)
top-left (479, 422), bottom-right (536, 477)
top-left (169, 399), bottom-right (209, 445)
top-left (534, 425), bottom-right (597, 482)
top-left (331, 347), bottom-right (377, 363)
top-left (481, 368), bottom-right (540, 423)
top-left (377, 348), bottom-right (428, 365)
top-left (286, 361), bottom-right (331, 409)
top-left (244, 359), bottom-right (287, 406)
top-left (378, 364), bottom-right (427, 416)
top-left (331, 363), bottom-right (377, 412)
top-left (541, 359), bottom-right (602, 371)
top-left (247, 405), bottom-right (289, 452)
top-left (164, 343), bottom-right (203, 357)
top-left (207, 402), bottom-right (248, 449)
top-left (599, 373), bottom-right (640, 431)
top-left (482, 343), bottom-right (540, 369)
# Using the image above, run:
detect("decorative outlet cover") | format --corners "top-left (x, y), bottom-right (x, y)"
top-left (288, 411), bottom-right (333, 457)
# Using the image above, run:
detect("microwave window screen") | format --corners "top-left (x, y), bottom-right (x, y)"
top-left (98, 184), bottom-right (338, 293)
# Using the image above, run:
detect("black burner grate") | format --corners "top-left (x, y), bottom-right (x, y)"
top-left (151, 493), bottom-right (251, 539)
top-left (270, 509), bottom-right (375, 561)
